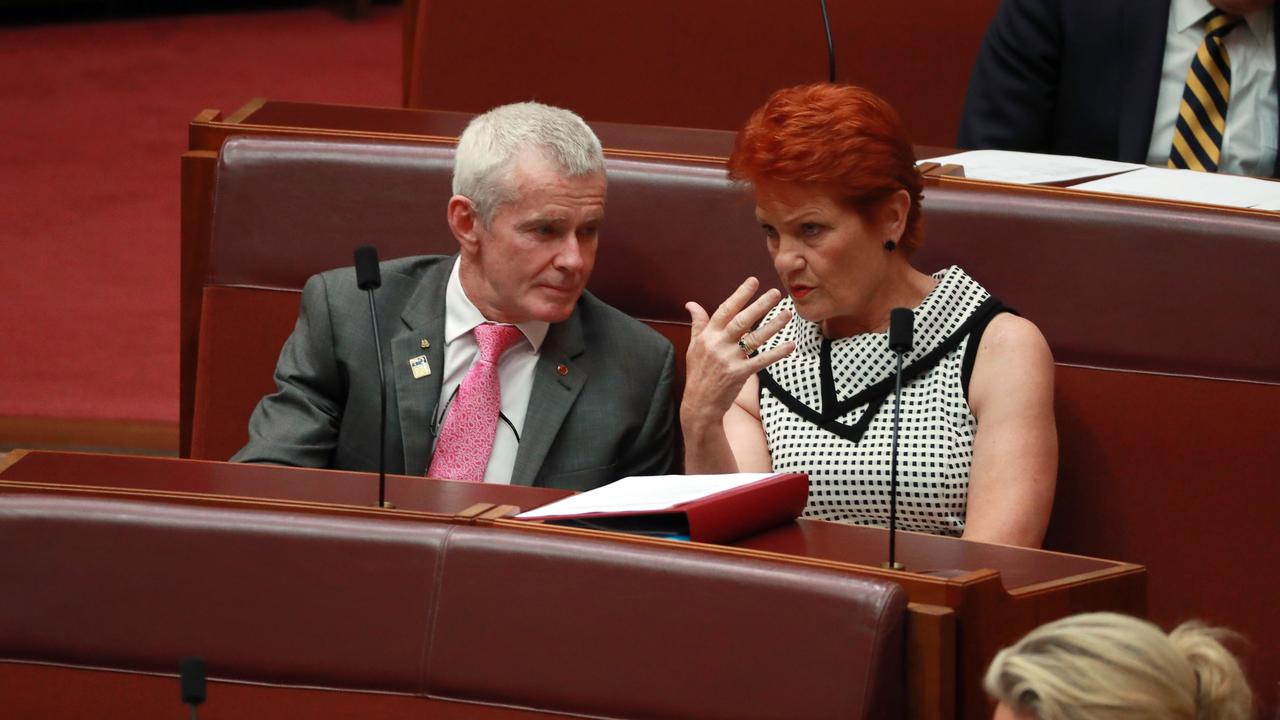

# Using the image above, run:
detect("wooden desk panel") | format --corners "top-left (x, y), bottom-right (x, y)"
top-left (191, 100), bottom-right (739, 164)
top-left (0, 450), bottom-right (571, 516)
top-left (740, 519), bottom-right (1123, 593)
top-left (731, 519), bottom-right (1144, 719)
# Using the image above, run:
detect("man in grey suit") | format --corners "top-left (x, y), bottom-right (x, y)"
top-left (233, 102), bottom-right (676, 491)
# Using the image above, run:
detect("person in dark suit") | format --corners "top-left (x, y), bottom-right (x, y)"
top-left (233, 103), bottom-right (676, 490)
top-left (958, 0), bottom-right (1278, 177)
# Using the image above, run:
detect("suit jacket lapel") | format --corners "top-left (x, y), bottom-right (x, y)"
top-left (1118, 0), bottom-right (1173, 162)
top-left (510, 310), bottom-right (586, 487)
top-left (1273, 8), bottom-right (1279, 177)
top-left (392, 260), bottom-right (451, 475)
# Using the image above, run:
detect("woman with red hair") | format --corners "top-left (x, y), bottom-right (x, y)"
top-left (681, 84), bottom-right (1057, 546)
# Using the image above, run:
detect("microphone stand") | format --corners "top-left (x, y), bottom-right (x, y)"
top-left (354, 246), bottom-right (392, 509)
top-left (882, 307), bottom-right (913, 571)
top-left (366, 287), bottom-right (388, 509)
top-left (883, 348), bottom-right (906, 571)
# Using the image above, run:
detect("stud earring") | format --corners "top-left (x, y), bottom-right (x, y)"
top-left (884, 239), bottom-right (897, 251)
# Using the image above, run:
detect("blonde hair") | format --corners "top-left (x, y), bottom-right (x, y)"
top-left (984, 613), bottom-right (1253, 720)
top-left (452, 101), bottom-right (604, 225)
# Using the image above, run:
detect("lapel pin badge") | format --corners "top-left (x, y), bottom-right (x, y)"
top-left (556, 364), bottom-right (569, 377)
top-left (420, 339), bottom-right (430, 349)
top-left (409, 355), bottom-right (431, 379)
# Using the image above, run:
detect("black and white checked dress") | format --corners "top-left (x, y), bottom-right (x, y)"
top-left (756, 266), bottom-right (1008, 536)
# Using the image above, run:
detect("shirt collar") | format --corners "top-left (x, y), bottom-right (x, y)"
top-left (1173, 0), bottom-right (1270, 39)
top-left (444, 256), bottom-right (549, 351)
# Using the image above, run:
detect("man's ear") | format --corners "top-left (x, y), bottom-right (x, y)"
top-left (447, 195), bottom-right (482, 254)
top-left (879, 189), bottom-right (910, 243)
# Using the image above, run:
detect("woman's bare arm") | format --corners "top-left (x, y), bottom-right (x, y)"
top-left (962, 313), bottom-right (1058, 547)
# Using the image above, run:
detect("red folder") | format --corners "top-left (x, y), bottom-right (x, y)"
top-left (517, 473), bottom-right (809, 544)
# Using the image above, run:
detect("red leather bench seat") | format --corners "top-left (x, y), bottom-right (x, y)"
top-left (0, 491), bottom-right (906, 719)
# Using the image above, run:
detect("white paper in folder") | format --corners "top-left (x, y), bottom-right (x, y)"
top-left (514, 473), bottom-right (774, 518)
top-left (918, 150), bottom-right (1142, 184)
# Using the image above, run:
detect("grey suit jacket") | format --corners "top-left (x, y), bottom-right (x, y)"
top-left (958, 0), bottom-right (1280, 177)
top-left (232, 255), bottom-right (677, 491)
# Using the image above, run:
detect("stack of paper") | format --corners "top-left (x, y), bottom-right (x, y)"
top-left (918, 150), bottom-right (1142, 185)
top-left (1072, 167), bottom-right (1280, 211)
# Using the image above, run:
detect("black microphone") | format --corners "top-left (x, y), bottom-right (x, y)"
top-left (179, 657), bottom-right (206, 720)
top-left (883, 307), bottom-right (914, 571)
top-left (889, 308), bottom-right (914, 355)
top-left (818, 0), bottom-right (836, 82)
top-left (354, 246), bottom-right (390, 509)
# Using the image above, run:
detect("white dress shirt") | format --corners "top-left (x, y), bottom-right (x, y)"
top-left (1146, 0), bottom-right (1278, 176)
top-left (431, 258), bottom-right (548, 485)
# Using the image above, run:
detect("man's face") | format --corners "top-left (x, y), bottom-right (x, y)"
top-left (454, 149), bottom-right (606, 324)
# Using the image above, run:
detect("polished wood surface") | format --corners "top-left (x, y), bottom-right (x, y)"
top-left (740, 519), bottom-right (1124, 592)
top-left (192, 99), bottom-right (739, 163)
top-left (180, 149), bottom-right (218, 458)
top-left (0, 417), bottom-right (176, 455)
top-left (0, 450), bottom-right (571, 516)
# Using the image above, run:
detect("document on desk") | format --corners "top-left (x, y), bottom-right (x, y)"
top-left (517, 473), bottom-right (777, 517)
top-left (514, 472), bottom-right (810, 543)
top-left (917, 150), bottom-right (1143, 185)
top-left (1071, 167), bottom-right (1280, 211)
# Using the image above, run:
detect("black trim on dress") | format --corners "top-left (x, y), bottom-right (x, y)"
top-left (960, 304), bottom-right (1017, 401)
top-left (759, 296), bottom-right (1008, 444)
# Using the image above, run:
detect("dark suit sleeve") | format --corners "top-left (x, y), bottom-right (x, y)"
top-left (614, 340), bottom-right (677, 478)
top-left (957, 0), bottom-right (1064, 151)
top-left (231, 273), bottom-right (344, 467)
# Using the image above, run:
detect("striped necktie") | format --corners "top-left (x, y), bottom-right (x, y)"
top-left (1168, 10), bottom-right (1244, 173)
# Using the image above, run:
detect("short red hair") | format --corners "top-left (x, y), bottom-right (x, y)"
top-left (728, 84), bottom-right (924, 253)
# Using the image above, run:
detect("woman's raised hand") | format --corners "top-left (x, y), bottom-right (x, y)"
top-left (682, 277), bottom-right (796, 427)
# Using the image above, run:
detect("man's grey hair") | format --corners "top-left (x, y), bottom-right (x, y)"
top-left (452, 101), bottom-right (605, 225)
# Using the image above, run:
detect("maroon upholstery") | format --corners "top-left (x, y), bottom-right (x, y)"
top-left (402, 0), bottom-right (1000, 146)
top-left (0, 492), bottom-right (906, 719)
top-left (916, 183), bottom-right (1280, 382)
top-left (205, 135), bottom-right (1280, 381)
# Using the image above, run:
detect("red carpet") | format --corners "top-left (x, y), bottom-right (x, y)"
top-left (0, 5), bottom-right (399, 427)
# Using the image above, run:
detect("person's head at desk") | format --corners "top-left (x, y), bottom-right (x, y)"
top-left (985, 612), bottom-right (1254, 720)
top-left (447, 102), bottom-right (606, 325)
top-left (680, 83), bottom-right (1058, 547)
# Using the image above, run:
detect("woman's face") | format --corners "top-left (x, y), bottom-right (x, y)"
top-left (754, 184), bottom-right (898, 335)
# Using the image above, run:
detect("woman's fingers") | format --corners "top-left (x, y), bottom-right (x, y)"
top-left (708, 277), bottom-right (759, 329)
top-left (728, 288), bottom-right (785, 339)
top-left (750, 339), bottom-right (797, 371)
top-left (750, 308), bottom-right (792, 347)
top-left (685, 301), bottom-right (709, 336)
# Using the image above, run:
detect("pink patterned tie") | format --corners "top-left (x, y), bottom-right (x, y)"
top-left (427, 323), bottom-right (524, 482)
